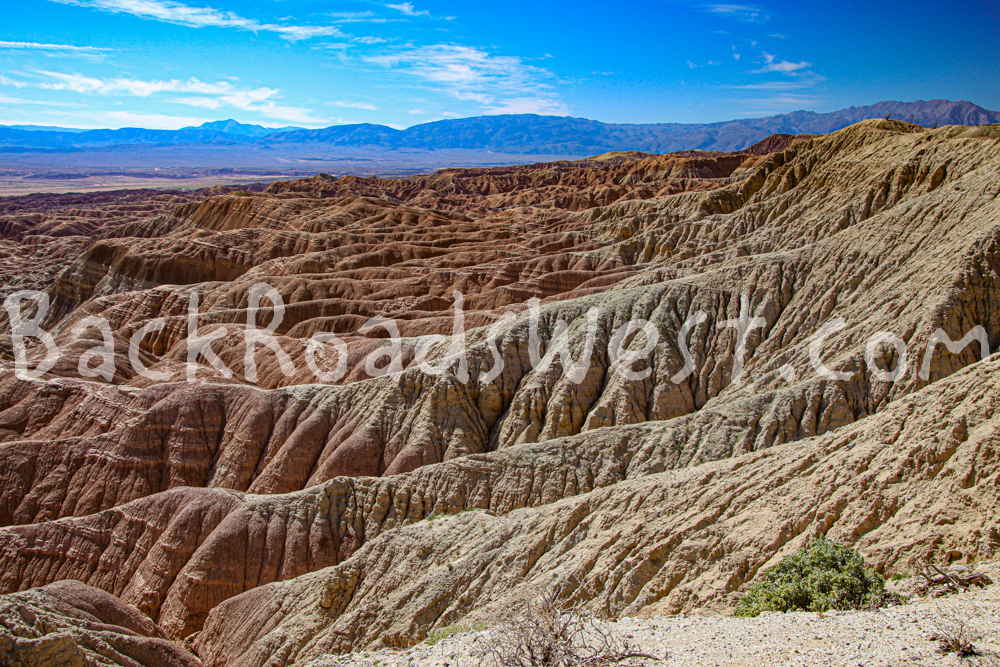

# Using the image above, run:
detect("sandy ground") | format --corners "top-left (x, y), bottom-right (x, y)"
top-left (0, 175), bottom-right (289, 196)
top-left (306, 563), bottom-right (1000, 667)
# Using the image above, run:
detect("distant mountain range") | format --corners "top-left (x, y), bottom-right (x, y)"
top-left (195, 120), bottom-right (305, 138)
top-left (260, 100), bottom-right (1000, 154)
top-left (1, 99), bottom-right (996, 162)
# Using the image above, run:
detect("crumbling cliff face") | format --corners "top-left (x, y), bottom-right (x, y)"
top-left (1, 120), bottom-right (999, 665)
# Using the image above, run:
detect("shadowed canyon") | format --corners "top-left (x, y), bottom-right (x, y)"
top-left (1, 119), bottom-right (1000, 666)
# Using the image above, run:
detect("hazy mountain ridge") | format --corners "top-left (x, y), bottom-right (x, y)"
top-left (195, 120), bottom-right (305, 138)
top-left (2, 99), bottom-right (996, 155)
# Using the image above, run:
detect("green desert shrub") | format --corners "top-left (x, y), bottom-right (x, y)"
top-left (425, 622), bottom-right (486, 645)
top-left (734, 538), bottom-right (903, 617)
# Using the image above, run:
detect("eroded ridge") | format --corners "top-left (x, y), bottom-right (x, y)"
top-left (0, 120), bottom-right (999, 665)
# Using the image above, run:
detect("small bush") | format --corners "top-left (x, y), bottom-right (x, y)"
top-left (425, 622), bottom-right (486, 646)
top-left (931, 604), bottom-right (982, 657)
top-left (735, 538), bottom-right (902, 617)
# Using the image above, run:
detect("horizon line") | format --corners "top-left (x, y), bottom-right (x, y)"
top-left (0, 97), bottom-right (991, 133)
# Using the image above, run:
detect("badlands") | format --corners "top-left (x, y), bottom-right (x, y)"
top-left (0, 119), bottom-right (999, 665)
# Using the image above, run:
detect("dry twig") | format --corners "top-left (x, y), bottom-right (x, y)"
top-left (472, 584), bottom-right (660, 667)
top-left (919, 563), bottom-right (994, 597)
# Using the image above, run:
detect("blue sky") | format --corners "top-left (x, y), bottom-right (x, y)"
top-left (0, 0), bottom-right (997, 129)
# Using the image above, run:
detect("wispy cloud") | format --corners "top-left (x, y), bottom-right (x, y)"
top-left (752, 52), bottom-right (811, 74)
top-left (365, 44), bottom-right (568, 115)
top-left (732, 79), bottom-right (821, 90)
top-left (47, 0), bottom-right (341, 40)
top-left (1, 108), bottom-right (217, 130)
top-left (705, 4), bottom-right (768, 22)
top-left (387, 2), bottom-right (430, 17)
top-left (327, 11), bottom-right (387, 24)
top-left (735, 94), bottom-right (822, 112)
top-left (486, 97), bottom-right (569, 115)
top-left (3, 70), bottom-right (328, 124)
top-left (0, 41), bottom-right (109, 53)
top-left (30, 70), bottom-right (231, 96)
top-left (0, 93), bottom-right (82, 107)
top-left (171, 95), bottom-right (222, 109)
top-left (328, 100), bottom-right (378, 110)
top-left (103, 110), bottom-right (218, 127)
top-left (0, 75), bottom-right (28, 88)
top-left (687, 59), bottom-right (721, 69)
top-left (312, 35), bottom-right (390, 54)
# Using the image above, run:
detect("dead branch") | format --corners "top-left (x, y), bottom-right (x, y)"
top-left (918, 563), bottom-right (994, 597)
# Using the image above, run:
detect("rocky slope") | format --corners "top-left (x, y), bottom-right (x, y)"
top-left (305, 562), bottom-right (1000, 667)
top-left (0, 579), bottom-right (200, 667)
top-left (191, 352), bottom-right (1000, 666)
top-left (0, 119), bottom-right (998, 666)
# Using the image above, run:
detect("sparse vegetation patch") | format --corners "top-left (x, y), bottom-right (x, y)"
top-left (735, 538), bottom-right (903, 617)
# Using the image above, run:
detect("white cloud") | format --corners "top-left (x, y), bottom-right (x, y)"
top-left (327, 11), bottom-right (389, 24)
top-left (0, 109), bottom-right (215, 129)
top-left (733, 80), bottom-right (816, 90)
top-left (328, 100), bottom-right (378, 110)
top-left (0, 41), bottom-right (109, 53)
top-left (485, 97), bottom-right (570, 116)
top-left (0, 75), bottom-right (28, 89)
top-left (0, 104), bottom-right (221, 129)
top-left (172, 95), bottom-right (222, 109)
top-left (0, 93), bottom-right (82, 107)
top-left (234, 100), bottom-right (326, 124)
top-left (734, 94), bottom-right (822, 112)
top-left (311, 35), bottom-right (389, 52)
top-left (31, 70), bottom-right (238, 96)
top-left (103, 110), bottom-right (218, 128)
top-left (705, 4), bottom-right (768, 22)
top-left (732, 68), bottom-right (826, 112)
top-left (365, 44), bottom-right (567, 116)
top-left (752, 52), bottom-right (811, 74)
top-left (47, 0), bottom-right (341, 40)
top-left (313, 43), bottom-right (350, 52)
top-left (6, 70), bottom-right (329, 125)
top-left (387, 2), bottom-right (430, 17)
